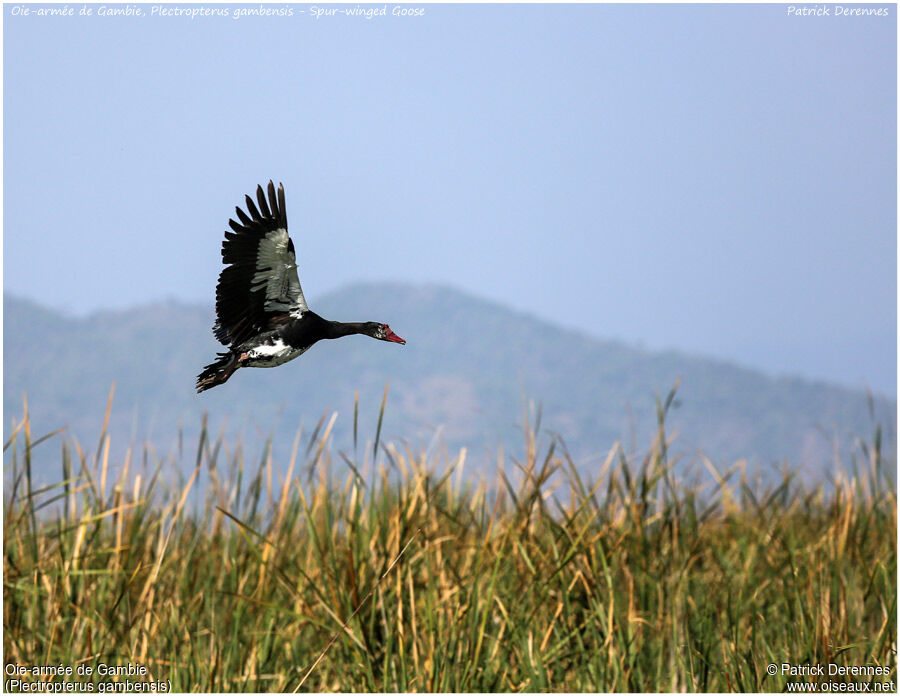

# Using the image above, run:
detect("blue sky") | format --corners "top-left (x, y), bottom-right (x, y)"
top-left (4, 3), bottom-right (896, 396)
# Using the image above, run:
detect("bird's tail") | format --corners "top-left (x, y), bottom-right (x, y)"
top-left (196, 352), bottom-right (238, 393)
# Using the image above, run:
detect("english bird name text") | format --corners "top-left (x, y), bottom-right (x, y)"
top-left (309, 5), bottom-right (425, 19)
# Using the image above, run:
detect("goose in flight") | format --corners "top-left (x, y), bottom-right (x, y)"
top-left (196, 181), bottom-right (405, 392)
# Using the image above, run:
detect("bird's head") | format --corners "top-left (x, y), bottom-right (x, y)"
top-left (368, 323), bottom-right (406, 345)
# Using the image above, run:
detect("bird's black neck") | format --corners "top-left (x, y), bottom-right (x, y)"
top-left (324, 320), bottom-right (369, 339)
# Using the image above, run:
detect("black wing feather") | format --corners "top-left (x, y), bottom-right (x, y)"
top-left (277, 183), bottom-right (287, 226)
top-left (257, 185), bottom-right (271, 218)
top-left (245, 195), bottom-right (262, 222)
top-left (234, 206), bottom-right (252, 227)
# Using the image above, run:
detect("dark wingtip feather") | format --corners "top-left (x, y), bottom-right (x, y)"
top-left (235, 206), bottom-right (251, 226)
top-left (245, 194), bottom-right (262, 222)
top-left (277, 183), bottom-right (287, 227)
top-left (267, 180), bottom-right (278, 221)
top-left (256, 184), bottom-right (271, 218)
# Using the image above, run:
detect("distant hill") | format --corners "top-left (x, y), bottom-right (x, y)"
top-left (3, 285), bottom-right (894, 480)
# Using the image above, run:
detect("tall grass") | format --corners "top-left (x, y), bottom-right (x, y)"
top-left (4, 387), bottom-right (896, 692)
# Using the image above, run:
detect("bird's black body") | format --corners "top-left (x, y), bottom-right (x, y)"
top-left (196, 182), bottom-right (405, 392)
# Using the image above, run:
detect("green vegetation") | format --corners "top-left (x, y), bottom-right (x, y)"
top-left (4, 388), bottom-right (896, 692)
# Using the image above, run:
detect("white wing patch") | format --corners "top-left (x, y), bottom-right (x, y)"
top-left (245, 339), bottom-right (309, 367)
top-left (251, 227), bottom-right (308, 315)
top-left (249, 339), bottom-right (290, 357)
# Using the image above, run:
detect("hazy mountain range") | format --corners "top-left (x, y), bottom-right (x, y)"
top-left (3, 284), bottom-right (894, 481)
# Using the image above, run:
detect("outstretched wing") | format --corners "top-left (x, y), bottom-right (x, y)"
top-left (213, 181), bottom-right (308, 346)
